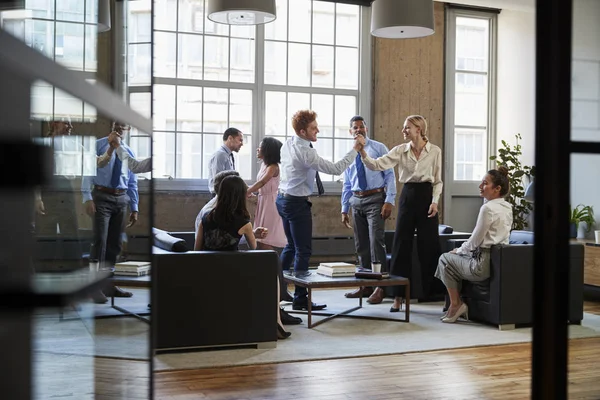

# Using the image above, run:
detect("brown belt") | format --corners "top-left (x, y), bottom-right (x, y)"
top-left (353, 187), bottom-right (385, 198)
top-left (94, 185), bottom-right (126, 195)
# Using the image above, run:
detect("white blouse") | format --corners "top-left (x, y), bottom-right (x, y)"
top-left (362, 141), bottom-right (443, 204)
top-left (457, 198), bottom-right (513, 255)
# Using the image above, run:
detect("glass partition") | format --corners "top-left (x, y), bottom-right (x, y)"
top-left (0, 1), bottom-right (152, 398)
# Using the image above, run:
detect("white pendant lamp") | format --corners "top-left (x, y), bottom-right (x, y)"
top-left (97, 0), bottom-right (111, 33)
top-left (207, 0), bottom-right (276, 25)
top-left (371, 0), bottom-right (434, 39)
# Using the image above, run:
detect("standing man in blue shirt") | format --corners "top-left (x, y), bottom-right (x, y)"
top-left (82, 121), bottom-right (139, 304)
top-left (207, 127), bottom-right (243, 196)
top-left (341, 116), bottom-right (396, 303)
top-left (277, 110), bottom-right (359, 311)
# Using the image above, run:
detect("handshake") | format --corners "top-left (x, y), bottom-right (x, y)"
top-left (353, 135), bottom-right (366, 152)
top-left (108, 131), bottom-right (122, 148)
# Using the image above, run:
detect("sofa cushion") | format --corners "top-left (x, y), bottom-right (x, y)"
top-left (153, 228), bottom-right (188, 253)
top-left (509, 230), bottom-right (534, 244)
top-left (462, 279), bottom-right (490, 302)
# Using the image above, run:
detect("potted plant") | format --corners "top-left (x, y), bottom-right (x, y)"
top-left (489, 134), bottom-right (536, 231)
top-left (570, 204), bottom-right (595, 238)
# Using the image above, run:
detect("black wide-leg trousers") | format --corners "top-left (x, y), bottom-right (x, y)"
top-left (389, 182), bottom-right (441, 298)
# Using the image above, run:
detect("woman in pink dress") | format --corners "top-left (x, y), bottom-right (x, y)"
top-left (247, 137), bottom-right (287, 250)
top-left (247, 138), bottom-right (301, 319)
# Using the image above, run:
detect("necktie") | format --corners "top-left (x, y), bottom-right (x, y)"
top-left (309, 143), bottom-right (325, 196)
top-left (355, 153), bottom-right (368, 190)
top-left (110, 153), bottom-right (122, 188)
top-left (230, 153), bottom-right (235, 170)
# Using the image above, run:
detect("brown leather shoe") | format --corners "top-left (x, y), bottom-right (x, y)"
top-left (345, 287), bottom-right (373, 298)
top-left (367, 288), bottom-right (385, 304)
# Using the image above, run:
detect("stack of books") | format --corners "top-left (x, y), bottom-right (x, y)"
top-left (114, 261), bottom-right (151, 277)
top-left (316, 262), bottom-right (356, 277)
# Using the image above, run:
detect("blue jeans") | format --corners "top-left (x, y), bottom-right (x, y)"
top-left (276, 194), bottom-right (312, 301)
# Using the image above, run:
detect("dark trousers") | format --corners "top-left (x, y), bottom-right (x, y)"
top-left (90, 190), bottom-right (129, 270)
top-left (350, 192), bottom-right (387, 269)
top-left (276, 194), bottom-right (312, 301)
top-left (390, 183), bottom-right (440, 297)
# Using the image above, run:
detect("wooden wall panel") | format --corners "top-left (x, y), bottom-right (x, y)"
top-left (371, 2), bottom-right (445, 225)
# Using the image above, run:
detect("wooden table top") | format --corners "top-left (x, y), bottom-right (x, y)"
top-left (283, 273), bottom-right (408, 288)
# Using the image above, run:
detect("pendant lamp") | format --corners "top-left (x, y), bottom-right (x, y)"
top-left (207, 0), bottom-right (276, 25)
top-left (97, 0), bottom-right (111, 33)
top-left (371, 0), bottom-right (434, 39)
top-left (0, 1), bottom-right (25, 11)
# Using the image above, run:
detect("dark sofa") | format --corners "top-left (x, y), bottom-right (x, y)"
top-left (450, 230), bottom-right (584, 329)
top-left (152, 231), bottom-right (278, 352)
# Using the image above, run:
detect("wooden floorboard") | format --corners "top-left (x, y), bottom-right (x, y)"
top-left (152, 302), bottom-right (600, 400)
top-left (36, 301), bottom-right (600, 399)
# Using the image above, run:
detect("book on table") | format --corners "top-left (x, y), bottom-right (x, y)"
top-left (317, 262), bottom-right (356, 277)
top-left (115, 261), bottom-right (151, 276)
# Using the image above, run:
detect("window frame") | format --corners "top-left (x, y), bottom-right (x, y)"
top-left (125, 0), bottom-right (372, 193)
top-left (443, 7), bottom-right (498, 202)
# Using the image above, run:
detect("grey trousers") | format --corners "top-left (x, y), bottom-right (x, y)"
top-left (349, 192), bottom-right (387, 270)
top-left (435, 249), bottom-right (491, 290)
top-left (90, 189), bottom-right (130, 269)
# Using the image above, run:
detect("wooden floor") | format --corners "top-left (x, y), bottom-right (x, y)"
top-left (151, 302), bottom-right (600, 400)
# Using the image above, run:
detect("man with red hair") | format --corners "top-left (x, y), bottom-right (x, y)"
top-left (277, 109), bottom-right (359, 311)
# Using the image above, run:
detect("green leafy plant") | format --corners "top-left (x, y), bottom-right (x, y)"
top-left (570, 204), bottom-right (595, 233)
top-left (489, 133), bottom-right (536, 231)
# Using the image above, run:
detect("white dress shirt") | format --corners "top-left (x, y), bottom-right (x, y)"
top-left (279, 136), bottom-right (357, 197)
top-left (456, 197), bottom-right (513, 255)
top-left (362, 141), bottom-right (443, 204)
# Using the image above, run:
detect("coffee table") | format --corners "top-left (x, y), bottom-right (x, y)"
top-left (283, 273), bottom-right (410, 328)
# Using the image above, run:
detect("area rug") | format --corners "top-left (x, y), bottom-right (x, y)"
top-left (153, 289), bottom-right (600, 371)
top-left (32, 288), bottom-right (600, 370)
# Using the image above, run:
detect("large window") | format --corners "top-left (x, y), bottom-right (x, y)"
top-left (127, 0), bottom-right (367, 187)
top-left (447, 13), bottom-right (495, 181)
top-left (0, 0), bottom-right (99, 121)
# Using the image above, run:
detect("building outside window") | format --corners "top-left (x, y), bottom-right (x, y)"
top-left (127, 0), bottom-right (367, 188)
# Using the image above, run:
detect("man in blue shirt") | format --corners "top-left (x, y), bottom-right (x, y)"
top-left (207, 127), bottom-right (243, 196)
top-left (341, 116), bottom-right (396, 302)
top-left (82, 121), bottom-right (139, 303)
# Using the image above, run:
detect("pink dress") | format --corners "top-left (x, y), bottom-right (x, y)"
top-left (254, 163), bottom-right (287, 248)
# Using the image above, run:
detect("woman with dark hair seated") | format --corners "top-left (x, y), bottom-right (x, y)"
top-left (435, 166), bottom-right (513, 323)
top-left (194, 175), bottom-right (291, 339)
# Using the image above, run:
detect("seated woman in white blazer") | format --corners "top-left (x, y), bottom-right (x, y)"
top-left (435, 166), bottom-right (513, 323)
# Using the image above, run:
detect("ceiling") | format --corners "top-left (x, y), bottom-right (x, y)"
top-left (435, 0), bottom-right (535, 12)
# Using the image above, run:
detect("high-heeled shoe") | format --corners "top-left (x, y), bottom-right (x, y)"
top-left (440, 312), bottom-right (448, 320)
top-left (442, 303), bottom-right (468, 323)
top-left (277, 323), bottom-right (291, 339)
top-left (390, 297), bottom-right (403, 313)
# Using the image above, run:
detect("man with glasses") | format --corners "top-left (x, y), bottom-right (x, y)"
top-left (82, 121), bottom-right (139, 304)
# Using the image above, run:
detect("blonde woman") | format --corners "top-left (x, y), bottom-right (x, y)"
top-left (354, 115), bottom-right (443, 312)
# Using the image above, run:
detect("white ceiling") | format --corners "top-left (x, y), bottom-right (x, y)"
top-left (436, 0), bottom-right (535, 12)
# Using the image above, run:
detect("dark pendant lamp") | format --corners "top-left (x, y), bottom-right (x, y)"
top-left (207, 0), bottom-right (276, 25)
top-left (98, 0), bottom-right (111, 32)
top-left (371, 0), bottom-right (435, 39)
